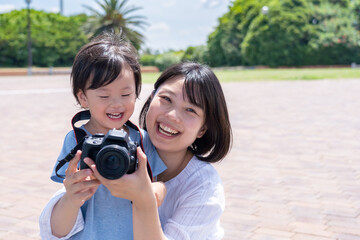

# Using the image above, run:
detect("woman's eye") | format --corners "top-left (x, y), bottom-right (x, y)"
top-left (186, 108), bottom-right (197, 114)
top-left (160, 96), bottom-right (171, 102)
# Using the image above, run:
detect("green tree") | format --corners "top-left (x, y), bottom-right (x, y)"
top-left (206, 0), bottom-right (360, 67)
top-left (351, 0), bottom-right (360, 30)
top-left (83, 0), bottom-right (147, 49)
top-left (206, 0), bottom-right (273, 67)
top-left (0, 10), bottom-right (88, 67)
top-left (307, 1), bottom-right (360, 64)
top-left (241, 0), bottom-right (314, 67)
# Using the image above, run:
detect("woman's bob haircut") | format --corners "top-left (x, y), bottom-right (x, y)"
top-left (139, 62), bottom-right (232, 163)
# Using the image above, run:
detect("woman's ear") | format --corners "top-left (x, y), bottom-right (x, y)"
top-left (77, 90), bottom-right (89, 108)
top-left (197, 125), bottom-right (207, 138)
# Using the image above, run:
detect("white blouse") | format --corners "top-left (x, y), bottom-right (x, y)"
top-left (39, 156), bottom-right (225, 240)
top-left (159, 157), bottom-right (225, 239)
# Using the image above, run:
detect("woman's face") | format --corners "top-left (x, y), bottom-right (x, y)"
top-left (77, 65), bottom-right (136, 134)
top-left (145, 76), bottom-right (207, 154)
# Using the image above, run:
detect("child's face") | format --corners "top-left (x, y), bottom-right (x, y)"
top-left (145, 76), bottom-right (207, 154)
top-left (77, 65), bottom-right (137, 134)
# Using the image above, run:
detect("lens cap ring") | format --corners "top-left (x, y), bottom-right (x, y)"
top-left (96, 145), bottom-right (130, 180)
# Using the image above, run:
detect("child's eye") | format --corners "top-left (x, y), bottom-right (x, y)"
top-left (99, 96), bottom-right (109, 99)
top-left (122, 94), bottom-right (131, 97)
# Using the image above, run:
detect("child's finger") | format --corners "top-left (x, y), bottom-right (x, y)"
top-left (73, 178), bottom-right (100, 193)
top-left (66, 150), bottom-right (82, 175)
top-left (84, 157), bottom-right (105, 182)
top-left (63, 168), bottom-right (93, 189)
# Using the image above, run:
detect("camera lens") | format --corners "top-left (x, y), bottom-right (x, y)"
top-left (96, 145), bottom-right (130, 179)
top-left (104, 155), bottom-right (121, 170)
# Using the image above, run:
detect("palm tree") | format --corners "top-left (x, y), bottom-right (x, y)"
top-left (83, 0), bottom-right (148, 49)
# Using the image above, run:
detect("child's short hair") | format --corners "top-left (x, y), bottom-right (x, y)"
top-left (71, 32), bottom-right (141, 104)
top-left (139, 62), bottom-right (232, 163)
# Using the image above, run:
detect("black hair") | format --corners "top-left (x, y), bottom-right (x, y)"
top-left (139, 62), bottom-right (232, 163)
top-left (71, 31), bottom-right (141, 104)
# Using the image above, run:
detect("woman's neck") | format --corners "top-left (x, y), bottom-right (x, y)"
top-left (156, 149), bottom-right (193, 182)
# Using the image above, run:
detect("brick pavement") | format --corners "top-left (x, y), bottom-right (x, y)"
top-left (0, 75), bottom-right (360, 239)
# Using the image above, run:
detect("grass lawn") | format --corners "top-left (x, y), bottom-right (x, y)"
top-left (141, 67), bottom-right (360, 83)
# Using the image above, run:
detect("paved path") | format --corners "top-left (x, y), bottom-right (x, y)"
top-left (0, 75), bottom-right (359, 239)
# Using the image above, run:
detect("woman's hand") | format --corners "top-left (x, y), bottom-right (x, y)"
top-left (84, 147), bottom-right (159, 206)
top-left (62, 150), bottom-right (100, 208)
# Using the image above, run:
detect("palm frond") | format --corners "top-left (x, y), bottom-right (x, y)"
top-left (82, 0), bottom-right (147, 49)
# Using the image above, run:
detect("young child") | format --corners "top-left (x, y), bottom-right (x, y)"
top-left (85, 62), bottom-right (233, 239)
top-left (39, 32), bottom-right (167, 239)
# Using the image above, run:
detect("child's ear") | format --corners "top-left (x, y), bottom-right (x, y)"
top-left (197, 125), bottom-right (207, 138)
top-left (77, 90), bottom-right (88, 108)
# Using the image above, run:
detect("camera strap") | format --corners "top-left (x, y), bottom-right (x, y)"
top-left (55, 110), bottom-right (154, 181)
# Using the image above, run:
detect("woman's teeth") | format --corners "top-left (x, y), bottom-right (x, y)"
top-left (107, 113), bottom-right (122, 119)
top-left (159, 123), bottom-right (179, 136)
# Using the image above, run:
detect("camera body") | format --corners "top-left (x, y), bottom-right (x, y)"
top-left (79, 129), bottom-right (138, 180)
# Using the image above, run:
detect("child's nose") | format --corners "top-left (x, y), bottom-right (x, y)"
top-left (111, 97), bottom-right (124, 107)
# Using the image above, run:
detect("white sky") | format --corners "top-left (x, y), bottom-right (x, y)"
top-left (0, 0), bottom-right (231, 51)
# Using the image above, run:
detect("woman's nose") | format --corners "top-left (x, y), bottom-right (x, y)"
top-left (166, 108), bottom-right (181, 122)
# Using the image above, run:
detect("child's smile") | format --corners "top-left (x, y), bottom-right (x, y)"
top-left (107, 112), bottom-right (123, 120)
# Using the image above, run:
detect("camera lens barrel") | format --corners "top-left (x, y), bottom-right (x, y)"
top-left (96, 145), bottom-right (131, 180)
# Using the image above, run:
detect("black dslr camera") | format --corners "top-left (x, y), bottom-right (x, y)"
top-left (79, 129), bottom-right (138, 180)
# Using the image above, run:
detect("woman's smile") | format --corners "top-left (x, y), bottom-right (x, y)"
top-left (158, 123), bottom-right (179, 137)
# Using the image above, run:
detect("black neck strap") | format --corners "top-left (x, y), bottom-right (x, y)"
top-left (55, 110), bottom-right (153, 181)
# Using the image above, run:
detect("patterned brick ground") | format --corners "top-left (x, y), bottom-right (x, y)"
top-left (0, 75), bottom-right (359, 239)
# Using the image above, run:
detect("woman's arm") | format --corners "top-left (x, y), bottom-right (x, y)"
top-left (131, 149), bottom-right (167, 240)
top-left (84, 148), bottom-right (167, 240)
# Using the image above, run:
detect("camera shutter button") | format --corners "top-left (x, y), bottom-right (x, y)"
top-left (94, 133), bottom-right (105, 138)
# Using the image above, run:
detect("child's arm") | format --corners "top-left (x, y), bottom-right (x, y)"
top-left (50, 150), bottom-right (100, 237)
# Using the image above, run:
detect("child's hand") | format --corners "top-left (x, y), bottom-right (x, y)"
top-left (84, 147), bottom-right (155, 206)
top-left (62, 150), bottom-right (100, 208)
top-left (151, 182), bottom-right (167, 207)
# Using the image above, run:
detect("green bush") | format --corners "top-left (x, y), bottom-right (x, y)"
top-left (181, 45), bottom-right (207, 63)
top-left (154, 51), bottom-right (183, 71)
top-left (140, 51), bottom-right (183, 71)
top-left (140, 54), bottom-right (157, 66)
